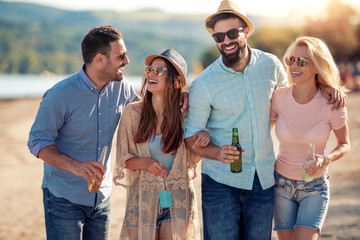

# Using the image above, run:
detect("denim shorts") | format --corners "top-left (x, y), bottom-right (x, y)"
top-left (156, 207), bottom-right (171, 229)
top-left (273, 172), bottom-right (330, 233)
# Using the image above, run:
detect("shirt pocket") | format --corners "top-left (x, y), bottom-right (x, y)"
top-left (109, 105), bottom-right (123, 130)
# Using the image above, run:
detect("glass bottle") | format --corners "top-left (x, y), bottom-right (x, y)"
top-left (231, 128), bottom-right (242, 173)
top-left (301, 143), bottom-right (315, 182)
top-left (88, 145), bottom-right (108, 192)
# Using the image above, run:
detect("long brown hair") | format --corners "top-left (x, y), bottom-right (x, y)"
top-left (134, 58), bottom-right (183, 155)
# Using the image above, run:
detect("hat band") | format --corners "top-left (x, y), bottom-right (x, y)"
top-left (219, 9), bottom-right (235, 12)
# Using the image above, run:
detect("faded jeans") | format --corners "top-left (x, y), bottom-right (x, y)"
top-left (42, 188), bottom-right (111, 240)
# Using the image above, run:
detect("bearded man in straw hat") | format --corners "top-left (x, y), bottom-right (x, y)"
top-left (184, 0), bottom-right (343, 239)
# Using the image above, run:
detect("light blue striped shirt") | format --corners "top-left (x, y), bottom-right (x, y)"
top-left (184, 48), bottom-right (288, 190)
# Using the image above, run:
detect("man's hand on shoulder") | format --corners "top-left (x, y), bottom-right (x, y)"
top-left (320, 86), bottom-right (345, 110)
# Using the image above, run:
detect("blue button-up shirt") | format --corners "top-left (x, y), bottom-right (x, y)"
top-left (28, 66), bottom-right (138, 206)
top-left (184, 48), bottom-right (288, 190)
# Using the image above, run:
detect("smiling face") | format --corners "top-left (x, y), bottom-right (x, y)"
top-left (146, 58), bottom-right (168, 95)
top-left (288, 45), bottom-right (317, 86)
top-left (213, 17), bottom-right (248, 68)
top-left (100, 38), bottom-right (129, 82)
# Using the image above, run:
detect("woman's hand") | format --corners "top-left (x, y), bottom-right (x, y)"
top-left (180, 91), bottom-right (189, 113)
top-left (192, 130), bottom-right (211, 149)
top-left (305, 154), bottom-right (327, 176)
top-left (147, 159), bottom-right (168, 180)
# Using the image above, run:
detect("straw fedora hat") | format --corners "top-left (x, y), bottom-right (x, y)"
top-left (205, 0), bottom-right (255, 36)
top-left (145, 49), bottom-right (187, 88)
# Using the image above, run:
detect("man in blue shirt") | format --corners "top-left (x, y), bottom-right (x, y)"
top-left (184, 1), bottom-right (342, 239)
top-left (28, 26), bottom-right (139, 240)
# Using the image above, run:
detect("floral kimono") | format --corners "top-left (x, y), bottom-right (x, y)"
top-left (113, 102), bottom-right (201, 240)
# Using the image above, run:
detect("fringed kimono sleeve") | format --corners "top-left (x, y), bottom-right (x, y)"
top-left (113, 103), bottom-right (141, 188)
top-left (186, 146), bottom-right (200, 181)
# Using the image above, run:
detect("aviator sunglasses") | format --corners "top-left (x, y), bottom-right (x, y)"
top-left (285, 56), bottom-right (310, 67)
top-left (144, 66), bottom-right (168, 76)
top-left (212, 27), bottom-right (244, 43)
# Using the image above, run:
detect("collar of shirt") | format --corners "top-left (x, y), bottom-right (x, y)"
top-left (79, 64), bottom-right (100, 92)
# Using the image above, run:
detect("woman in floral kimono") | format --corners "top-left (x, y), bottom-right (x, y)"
top-left (113, 49), bottom-right (208, 240)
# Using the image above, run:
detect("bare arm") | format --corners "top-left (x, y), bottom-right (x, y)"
top-left (325, 124), bottom-right (350, 164)
top-left (308, 124), bottom-right (350, 175)
top-left (38, 145), bottom-right (105, 185)
top-left (185, 136), bottom-right (240, 164)
top-left (125, 157), bottom-right (168, 180)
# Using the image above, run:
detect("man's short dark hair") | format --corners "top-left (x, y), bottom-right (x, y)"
top-left (206, 13), bottom-right (247, 31)
top-left (81, 25), bottom-right (123, 64)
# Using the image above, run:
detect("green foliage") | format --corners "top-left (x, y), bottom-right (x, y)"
top-left (200, 46), bottom-right (219, 69)
top-left (0, 20), bottom-right (83, 74)
top-left (250, 26), bottom-right (303, 60)
top-left (303, 0), bottom-right (359, 61)
top-left (1, 1), bottom-right (358, 76)
top-left (0, 2), bottom-right (213, 75)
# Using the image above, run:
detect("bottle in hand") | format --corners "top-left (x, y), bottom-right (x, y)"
top-left (302, 143), bottom-right (315, 183)
top-left (231, 128), bottom-right (242, 173)
top-left (88, 145), bottom-right (108, 192)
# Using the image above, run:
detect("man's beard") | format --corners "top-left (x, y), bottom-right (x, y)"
top-left (100, 65), bottom-right (124, 83)
top-left (218, 42), bottom-right (247, 68)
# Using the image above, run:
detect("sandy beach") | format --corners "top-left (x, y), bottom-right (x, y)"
top-left (0, 94), bottom-right (359, 240)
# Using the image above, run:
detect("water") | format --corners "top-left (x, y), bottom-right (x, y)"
top-left (0, 74), bottom-right (143, 100)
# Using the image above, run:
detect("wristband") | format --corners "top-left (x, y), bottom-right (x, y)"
top-left (322, 154), bottom-right (330, 167)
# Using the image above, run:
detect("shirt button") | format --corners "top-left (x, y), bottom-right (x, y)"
top-left (99, 130), bottom-right (102, 133)
top-left (99, 113), bottom-right (101, 116)
top-left (98, 147), bottom-right (101, 151)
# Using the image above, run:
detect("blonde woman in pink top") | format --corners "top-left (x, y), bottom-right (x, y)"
top-left (270, 36), bottom-right (350, 240)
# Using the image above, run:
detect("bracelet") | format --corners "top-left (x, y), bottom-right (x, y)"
top-left (322, 154), bottom-right (330, 167)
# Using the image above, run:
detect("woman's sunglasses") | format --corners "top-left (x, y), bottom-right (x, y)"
top-left (212, 28), bottom-right (244, 43)
top-left (285, 56), bottom-right (310, 67)
top-left (144, 66), bottom-right (167, 76)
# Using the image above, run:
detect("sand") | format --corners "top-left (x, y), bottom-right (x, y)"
top-left (0, 94), bottom-right (359, 240)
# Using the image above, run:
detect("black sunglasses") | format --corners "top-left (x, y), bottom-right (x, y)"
top-left (104, 52), bottom-right (127, 61)
top-left (112, 52), bottom-right (127, 61)
top-left (212, 28), bottom-right (244, 43)
top-left (285, 56), bottom-right (310, 67)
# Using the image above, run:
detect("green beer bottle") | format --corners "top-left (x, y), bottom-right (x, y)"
top-left (231, 128), bottom-right (242, 173)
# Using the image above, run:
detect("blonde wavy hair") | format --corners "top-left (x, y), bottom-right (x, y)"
top-left (283, 36), bottom-right (347, 94)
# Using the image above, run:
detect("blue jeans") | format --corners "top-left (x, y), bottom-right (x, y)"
top-left (201, 173), bottom-right (274, 240)
top-left (273, 172), bottom-right (329, 232)
top-left (43, 188), bottom-right (111, 240)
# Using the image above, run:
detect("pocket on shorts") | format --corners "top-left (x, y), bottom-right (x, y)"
top-left (304, 176), bottom-right (329, 192)
top-left (274, 172), bottom-right (286, 189)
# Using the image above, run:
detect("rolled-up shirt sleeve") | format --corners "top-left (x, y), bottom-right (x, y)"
top-left (184, 79), bottom-right (211, 138)
top-left (28, 87), bottom-right (67, 157)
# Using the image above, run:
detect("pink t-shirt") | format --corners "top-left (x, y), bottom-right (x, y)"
top-left (270, 86), bottom-right (347, 180)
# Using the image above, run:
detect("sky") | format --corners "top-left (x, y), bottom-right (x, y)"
top-left (5, 0), bottom-right (360, 17)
